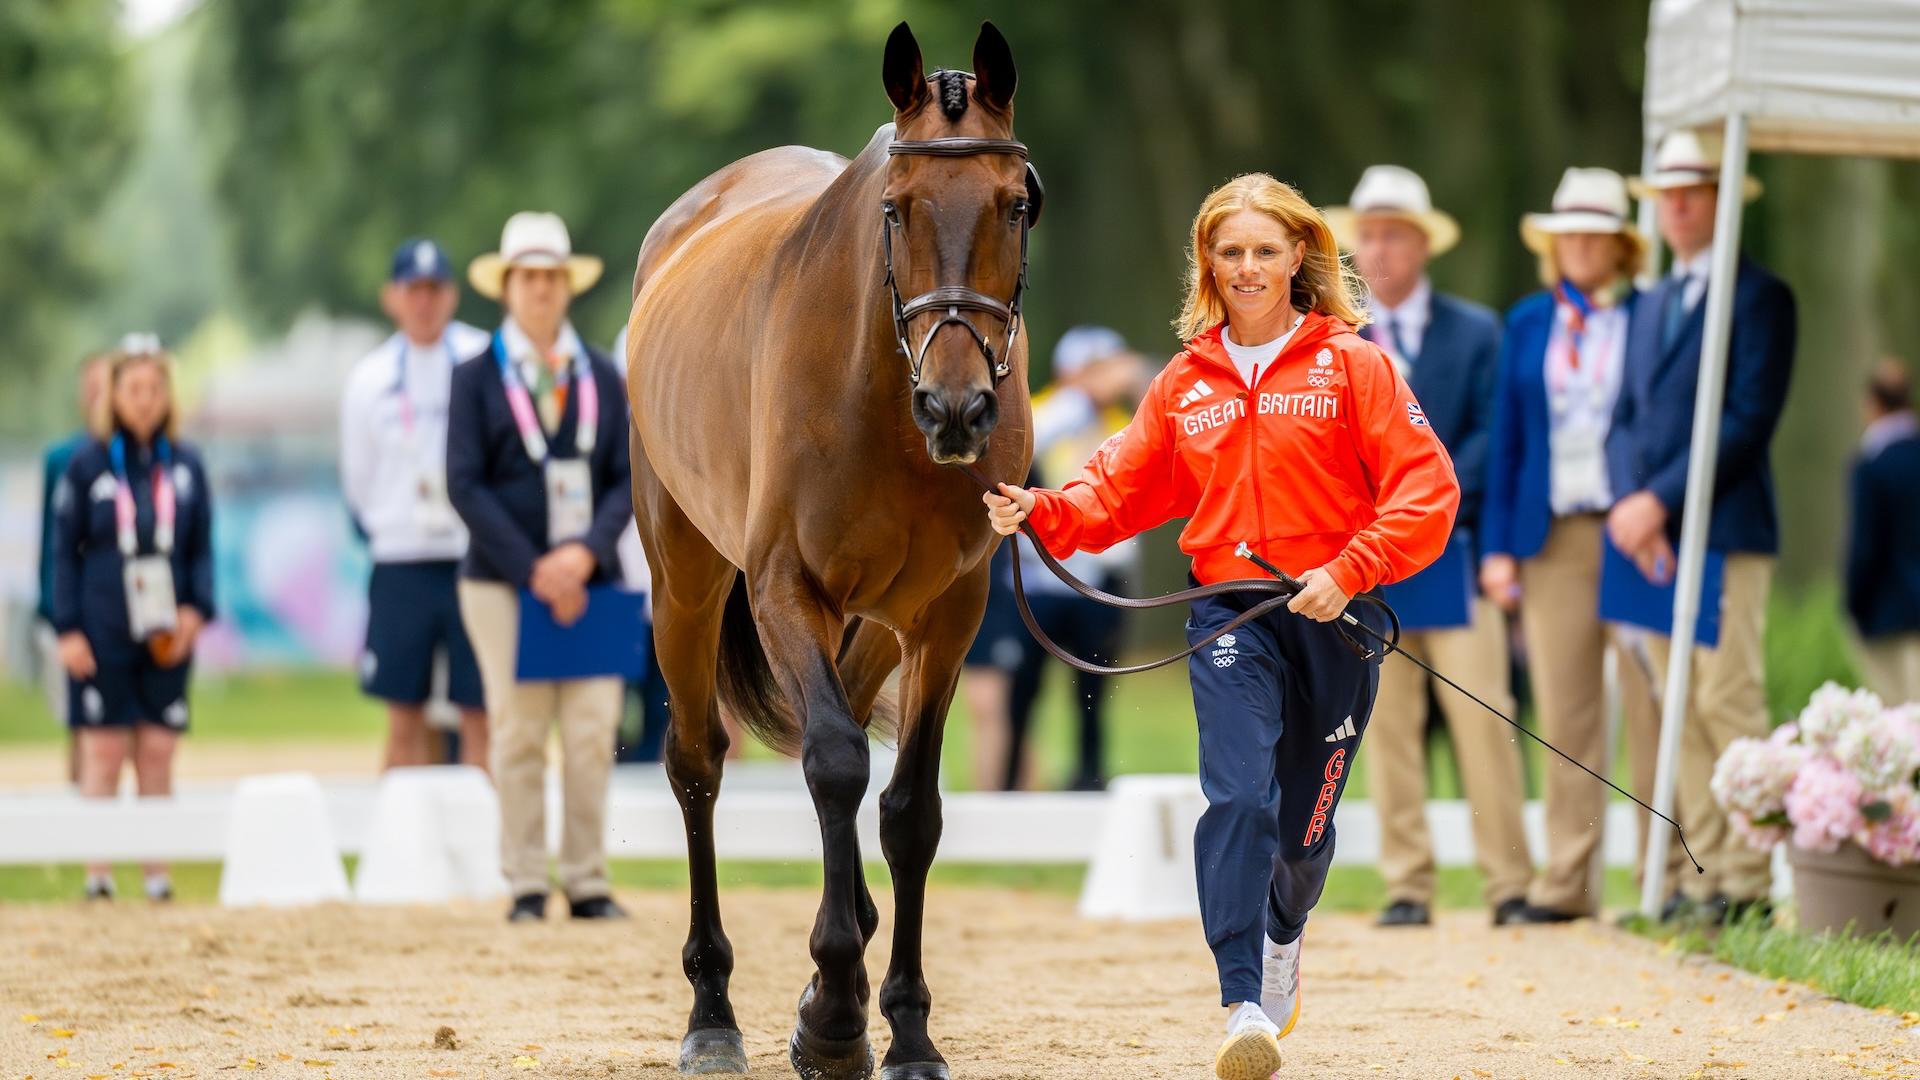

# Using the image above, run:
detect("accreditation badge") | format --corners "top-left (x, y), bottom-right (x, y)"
top-left (414, 470), bottom-right (460, 535)
top-left (544, 458), bottom-right (594, 546)
top-left (123, 555), bottom-right (179, 641)
top-left (1549, 425), bottom-right (1611, 512)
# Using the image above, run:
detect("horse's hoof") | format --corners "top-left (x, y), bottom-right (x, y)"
top-left (788, 1024), bottom-right (873, 1080)
top-left (879, 1062), bottom-right (950, 1080)
top-left (677, 1027), bottom-right (747, 1074)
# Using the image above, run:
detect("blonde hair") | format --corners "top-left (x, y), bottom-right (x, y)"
top-left (1176, 173), bottom-right (1369, 341)
top-left (1536, 232), bottom-right (1647, 289)
top-left (87, 347), bottom-right (179, 442)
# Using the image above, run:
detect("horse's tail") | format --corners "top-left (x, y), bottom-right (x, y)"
top-left (714, 574), bottom-right (902, 758)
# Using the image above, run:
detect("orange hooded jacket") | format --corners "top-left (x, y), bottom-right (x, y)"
top-left (1026, 313), bottom-right (1460, 597)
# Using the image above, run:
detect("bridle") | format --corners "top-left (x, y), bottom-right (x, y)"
top-left (882, 136), bottom-right (1043, 385)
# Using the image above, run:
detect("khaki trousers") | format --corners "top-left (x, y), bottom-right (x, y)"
top-left (1518, 515), bottom-right (1672, 914)
top-left (1644, 554), bottom-right (1775, 903)
top-left (1369, 598), bottom-right (1531, 907)
top-left (1856, 633), bottom-right (1920, 706)
top-left (458, 580), bottom-right (623, 901)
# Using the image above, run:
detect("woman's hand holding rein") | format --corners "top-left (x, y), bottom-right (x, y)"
top-left (983, 482), bottom-right (1035, 536)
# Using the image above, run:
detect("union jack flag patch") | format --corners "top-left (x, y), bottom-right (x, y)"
top-left (1407, 402), bottom-right (1429, 427)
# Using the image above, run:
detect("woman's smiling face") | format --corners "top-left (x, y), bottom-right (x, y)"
top-left (1208, 209), bottom-right (1304, 328)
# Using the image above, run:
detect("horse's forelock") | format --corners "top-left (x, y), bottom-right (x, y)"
top-left (931, 69), bottom-right (969, 121)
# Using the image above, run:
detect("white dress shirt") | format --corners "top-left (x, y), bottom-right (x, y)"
top-left (339, 320), bottom-right (491, 562)
top-left (1673, 247), bottom-right (1714, 313)
top-left (1543, 296), bottom-right (1629, 514)
top-left (1367, 277), bottom-right (1432, 376)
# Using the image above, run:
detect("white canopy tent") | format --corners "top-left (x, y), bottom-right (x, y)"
top-left (1636, 0), bottom-right (1920, 916)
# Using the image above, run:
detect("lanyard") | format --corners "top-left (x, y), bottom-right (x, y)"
top-left (1546, 280), bottom-right (1616, 409)
top-left (392, 334), bottom-right (457, 438)
top-left (493, 330), bottom-right (598, 463)
top-left (110, 432), bottom-right (175, 557)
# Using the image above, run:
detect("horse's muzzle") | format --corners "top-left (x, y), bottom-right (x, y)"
top-left (912, 386), bottom-right (998, 463)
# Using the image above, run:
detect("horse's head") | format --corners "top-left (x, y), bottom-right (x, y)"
top-left (881, 21), bottom-right (1041, 466)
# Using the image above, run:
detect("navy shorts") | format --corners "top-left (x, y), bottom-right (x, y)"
top-left (362, 560), bottom-right (484, 708)
top-left (69, 648), bottom-right (192, 732)
top-left (963, 553), bottom-right (1034, 672)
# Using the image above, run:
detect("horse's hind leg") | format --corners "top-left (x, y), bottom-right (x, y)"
top-left (631, 432), bottom-right (747, 1075)
top-left (875, 573), bottom-right (987, 1080)
top-left (748, 563), bottom-right (875, 1080)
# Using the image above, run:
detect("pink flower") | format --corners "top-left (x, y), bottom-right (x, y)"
top-left (1784, 758), bottom-right (1865, 854)
top-left (1712, 736), bottom-right (1805, 821)
top-left (1837, 710), bottom-right (1920, 793)
top-left (1730, 811), bottom-right (1788, 851)
top-left (1795, 682), bottom-right (1884, 752)
top-left (1855, 787), bottom-right (1920, 867)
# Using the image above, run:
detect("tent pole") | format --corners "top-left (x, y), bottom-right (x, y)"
top-left (1637, 135), bottom-right (1665, 283)
top-left (1638, 111), bottom-right (1752, 919)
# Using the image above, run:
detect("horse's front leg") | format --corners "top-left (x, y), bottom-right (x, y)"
top-left (752, 567), bottom-right (876, 1080)
top-left (876, 572), bottom-right (988, 1080)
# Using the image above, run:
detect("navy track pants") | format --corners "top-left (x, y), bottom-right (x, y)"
top-left (1186, 586), bottom-right (1386, 1006)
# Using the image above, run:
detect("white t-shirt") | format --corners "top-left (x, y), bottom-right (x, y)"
top-left (1221, 315), bottom-right (1305, 388)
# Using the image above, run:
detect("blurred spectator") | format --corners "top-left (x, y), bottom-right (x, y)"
top-left (1003, 326), bottom-right (1149, 791)
top-left (959, 497), bottom-right (1037, 789)
top-left (1845, 359), bottom-right (1920, 704)
top-left (448, 211), bottom-right (632, 922)
top-left (36, 351), bottom-right (110, 780)
top-left (1609, 130), bottom-right (1796, 923)
top-left (340, 238), bottom-right (493, 771)
top-left (1331, 165), bottom-right (1530, 928)
top-left (1482, 167), bottom-right (1671, 919)
top-left (51, 336), bottom-right (215, 902)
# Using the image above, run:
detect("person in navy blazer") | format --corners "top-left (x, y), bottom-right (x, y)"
top-left (1845, 360), bottom-right (1920, 704)
top-left (51, 337), bottom-right (214, 903)
top-left (448, 211), bottom-right (632, 924)
top-left (1481, 167), bottom-right (1670, 921)
top-left (1606, 130), bottom-right (1797, 923)
top-left (1328, 165), bottom-right (1530, 929)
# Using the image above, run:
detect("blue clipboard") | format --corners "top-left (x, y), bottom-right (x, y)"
top-left (1597, 536), bottom-right (1723, 648)
top-left (515, 586), bottom-right (652, 681)
top-left (1379, 530), bottom-right (1473, 632)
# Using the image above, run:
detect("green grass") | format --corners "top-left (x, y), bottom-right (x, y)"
top-left (0, 858), bottom-right (1637, 910)
top-left (0, 668), bottom-right (386, 744)
top-left (1628, 909), bottom-right (1920, 1014)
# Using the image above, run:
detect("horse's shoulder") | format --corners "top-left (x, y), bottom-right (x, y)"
top-left (634, 146), bottom-right (847, 300)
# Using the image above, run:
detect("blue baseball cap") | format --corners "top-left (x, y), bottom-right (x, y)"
top-left (389, 238), bottom-right (454, 284)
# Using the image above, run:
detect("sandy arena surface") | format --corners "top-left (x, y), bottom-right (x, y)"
top-left (3, 889), bottom-right (1915, 1079)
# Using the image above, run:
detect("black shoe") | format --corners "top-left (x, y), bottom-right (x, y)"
top-left (1491, 897), bottom-right (1531, 926)
top-left (507, 892), bottom-right (548, 922)
top-left (84, 877), bottom-right (115, 901)
top-left (568, 895), bottom-right (629, 920)
top-left (1719, 895), bottom-right (1774, 926)
top-left (1377, 900), bottom-right (1431, 927)
top-left (1066, 774), bottom-right (1108, 793)
top-left (1658, 891), bottom-right (1695, 924)
top-left (1511, 904), bottom-right (1584, 925)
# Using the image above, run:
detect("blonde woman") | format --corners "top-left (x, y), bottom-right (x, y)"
top-left (1480, 167), bottom-right (1668, 920)
top-left (50, 336), bottom-right (214, 902)
top-left (984, 174), bottom-right (1459, 1078)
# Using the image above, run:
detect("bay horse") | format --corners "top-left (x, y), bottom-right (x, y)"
top-left (623, 21), bottom-right (1039, 1080)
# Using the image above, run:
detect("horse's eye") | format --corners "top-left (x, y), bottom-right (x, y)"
top-left (883, 202), bottom-right (902, 227)
top-left (1010, 199), bottom-right (1030, 225)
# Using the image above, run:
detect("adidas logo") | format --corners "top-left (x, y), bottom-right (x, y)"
top-left (1177, 379), bottom-right (1215, 408)
top-left (1323, 715), bottom-right (1357, 743)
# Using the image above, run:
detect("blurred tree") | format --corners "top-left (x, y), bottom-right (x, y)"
top-left (0, 0), bottom-right (134, 381)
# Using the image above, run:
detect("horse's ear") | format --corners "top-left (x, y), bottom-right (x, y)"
top-left (972, 21), bottom-right (1016, 113)
top-left (883, 22), bottom-right (927, 114)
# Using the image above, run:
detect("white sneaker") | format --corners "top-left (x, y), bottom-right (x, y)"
top-left (1215, 1000), bottom-right (1282, 1080)
top-left (1260, 934), bottom-right (1302, 1038)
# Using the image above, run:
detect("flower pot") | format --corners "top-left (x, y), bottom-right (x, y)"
top-left (1789, 842), bottom-right (1920, 940)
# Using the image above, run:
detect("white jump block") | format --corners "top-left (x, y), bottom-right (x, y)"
top-left (1078, 774), bottom-right (1208, 922)
top-left (355, 766), bottom-right (505, 904)
top-left (218, 773), bottom-right (351, 907)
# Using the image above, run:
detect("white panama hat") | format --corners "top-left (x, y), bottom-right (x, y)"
top-left (1628, 129), bottom-right (1763, 201)
top-left (1325, 164), bottom-right (1460, 255)
top-left (1520, 167), bottom-right (1648, 259)
top-left (467, 211), bottom-right (604, 301)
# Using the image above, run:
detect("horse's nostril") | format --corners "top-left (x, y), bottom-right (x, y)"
top-left (914, 389), bottom-right (949, 424)
top-left (962, 390), bottom-right (997, 434)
